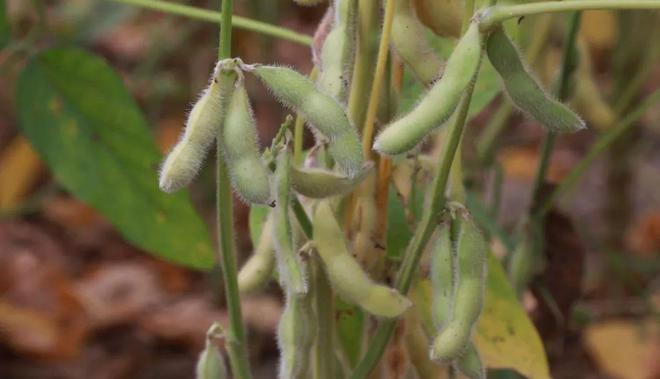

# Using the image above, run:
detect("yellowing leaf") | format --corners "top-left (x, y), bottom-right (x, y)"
top-left (0, 136), bottom-right (43, 210)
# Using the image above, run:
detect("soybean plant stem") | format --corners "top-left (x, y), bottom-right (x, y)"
top-left (529, 12), bottom-right (581, 212)
top-left (360, 0), bottom-right (396, 159)
top-left (106, 0), bottom-right (312, 46)
top-left (215, 0), bottom-right (252, 378)
top-left (479, 0), bottom-right (660, 31)
top-left (535, 88), bottom-right (660, 219)
top-left (351, 72), bottom-right (480, 379)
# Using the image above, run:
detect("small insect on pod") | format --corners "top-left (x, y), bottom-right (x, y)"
top-left (431, 209), bottom-right (486, 362)
top-left (313, 200), bottom-right (412, 318)
top-left (220, 79), bottom-right (273, 205)
top-left (374, 22), bottom-right (482, 155)
top-left (486, 26), bottom-right (586, 133)
top-left (159, 60), bottom-right (238, 193)
top-left (252, 65), bottom-right (363, 177)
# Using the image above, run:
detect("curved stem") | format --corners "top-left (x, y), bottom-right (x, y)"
top-left (106, 0), bottom-right (312, 46)
top-left (360, 0), bottom-right (396, 159)
top-left (479, 0), bottom-right (660, 31)
top-left (215, 0), bottom-right (252, 378)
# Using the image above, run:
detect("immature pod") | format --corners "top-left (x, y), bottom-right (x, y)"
top-left (411, 0), bottom-right (462, 38)
top-left (274, 149), bottom-right (307, 295)
top-left (277, 281), bottom-right (315, 379)
top-left (252, 65), bottom-right (363, 176)
top-left (391, 0), bottom-right (443, 86)
top-left (290, 161), bottom-right (372, 198)
top-left (313, 200), bottom-right (412, 318)
top-left (238, 211), bottom-right (276, 294)
top-left (374, 22), bottom-right (481, 155)
top-left (431, 212), bottom-right (486, 362)
top-left (455, 343), bottom-right (485, 379)
top-left (317, 0), bottom-right (358, 100)
top-left (159, 67), bottom-right (236, 193)
top-left (486, 27), bottom-right (586, 133)
top-left (220, 82), bottom-right (273, 204)
top-left (196, 323), bottom-right (227, 379)
top-left (430, 223), bottom-right (455, 330)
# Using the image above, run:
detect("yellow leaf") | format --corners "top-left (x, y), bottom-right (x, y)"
top-left (0, 136), bottom-right (43, 210)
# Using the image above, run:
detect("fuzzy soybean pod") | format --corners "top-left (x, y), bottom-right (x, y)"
top-left (430, 223), bottom-right (455, 330)
top-left (196, 323), bottom-right (227, 379)
top-left (290, 161), bottom-right (373, 198)
top-left (159, 68), bottom-right (236, 193)
top-left (220, 82), bottom-right (273, 204)
top-left (455, 343), bottom-right (485, 379)
top-left (277, 280), bottom-right (315, 379)
top-left (486, 27), bottom-right (585, 133)
top-left (374, 22), bottom-right (482, 155)
top-left (431, 212), bottom-right (487, 362)
top-left (313, 200), bottom-right (412, 318)
top-left (317, 0), bottom-right (357, 100)
top-left (391, 0), bottom-right (443, 86)
top-left (238, 211), bottom-right (276, 294)
top-left (274, 149), bottom-right (307, 295)
top-left (252, 65), bottom-right (363, 177)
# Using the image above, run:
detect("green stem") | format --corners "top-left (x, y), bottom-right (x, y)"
top-left (215, 0), bottom-right (251, 378)
top-left (479, 0), bottom-right (660, 31)
top-left (529, 11), bottom-right (581, 212)
top-left (351, 74), bottom-right (480, 379)
top-left (106, 0), bottom-right (312, 46)
top-left (535, 88), bottom-right (660, 218)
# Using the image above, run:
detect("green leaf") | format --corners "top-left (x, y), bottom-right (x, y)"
top-left (400, 32), bottom-right (501, 119)
top-left (0, 0), bottom-right (10, 49)
top-left (17, 48), bottom-right (214, 270)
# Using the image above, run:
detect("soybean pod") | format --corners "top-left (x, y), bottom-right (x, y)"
top-left (374, 22), bottom-right (482, 155)
top-left (277, 263), bottom-right (315, 379)
top-left (486, 27), bottom-right (585, 133)
top-left (290, 162), bottom-right (373, 198)
top-left (252, 65), bottom-right (363, 177)
top-left (238, 211), bottom-right (276, 294)
top-left (430, 222), bottom-right (455, 330)
top-left (431, 211), bottom-right (486, 362)
top-left (312, 200), bottom-right (412, 318)
top-left (455, 343), bottom-right (485, 379)
top-left (391, 0), bottom-right (443, 86)
top-left (274, 148), bottom-right (307, 295)
top-left (220, 81), bottom-right (273, 205)
top-left (196, 323), bottom-right (227, 379)
top-left (159, 62), bottom-right (237, 193)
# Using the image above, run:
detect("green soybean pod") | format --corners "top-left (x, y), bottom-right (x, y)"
top-left (277, 280), bottom-right (315, 379)
top-left (455, 343), bottom-right (485, 379)
top-left (159, 68), bottom-right (236, 193)
top-left (430, 223), bottom-right (456, 330)
top-left (290, 161), bottom-right (373, 198)
top-left (313, 200), bottom-right (412, 318)
top-left (238, 211), bottom-right (276, 294)
top-left (391, 0), bottom-right (443, 86)
top-left (317, 0), bottom-right (357, 100)
top-left (196, 323), bottom-right (227, 379)
top-left (274, 148), bottom-right (307, 295)
top-left (431, 212), bottom-right (486, 362)
top-left (221, 82), bottom-right (273, 204)
top-left (486, 27), bottom-right (585, 133)
top-left (374, 22), bottom-right (481, 156)
top-left (252, 65), bottom-right (363, 177)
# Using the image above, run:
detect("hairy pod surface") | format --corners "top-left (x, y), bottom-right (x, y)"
top-left (290, 161), bottom-right (373, 198)
top-left (274, 149), bottom-right (307, 295)
top-left (374, 22), bottom-right (481, 155)
top-left (411, 0), bottom-right (462, 38)
top-left (277, 283), bottom-right (315, 379)
top-left (391, 0), bottom-right (443, 86)
top-left (430, 223), bottom-right (456, 330)
top-left (431, 212), bottom-right (486, 362)
top-left (317, 0), bottom-right (357, 100)
top-left (238, 211), bottom-right (276, 294)
top-left (253, 65), bottom-right (363, 176)
top-left (455, 343), bottom-right (485, 379)
top-left (313, 200), bottom-right (411, 318)
top-left (221, 83), bottom-right (273, 204)
top-left (196, 324), bottom-right (227, 379)
top-left (486, 27), bottom-right (586, 133)
top-left (159, 68), bottom-right (237, 193)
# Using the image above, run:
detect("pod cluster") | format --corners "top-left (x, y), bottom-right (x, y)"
top-left (429, 208), bottom-right (486, 378)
